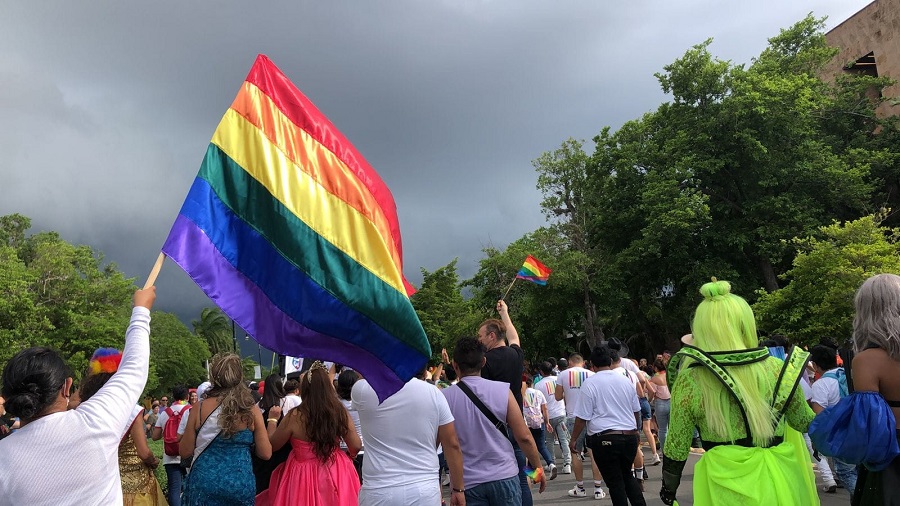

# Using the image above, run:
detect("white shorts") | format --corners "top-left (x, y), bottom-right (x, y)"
top-left (359, 480), bottom-right (442, 506)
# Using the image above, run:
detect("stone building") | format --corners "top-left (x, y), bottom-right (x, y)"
top-left (825, 0), bottom-right (900, 117)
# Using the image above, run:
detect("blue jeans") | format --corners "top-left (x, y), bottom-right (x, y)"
top-left (546, 415), bottom-right (571, 465)
top-left (832, 458), bottom-right (857, 499)
top-left (465, 476), bottom-right (521, 506)
top-left (164, 463), bottom-right (185, 506)
top-left (511, 437), bottom-right (533, 506)
top-left (529, 426), bottom-right (555, 467)
top-left (654, 398), bottom-right (670, 451)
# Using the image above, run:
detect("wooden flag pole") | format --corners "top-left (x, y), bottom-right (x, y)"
top-left (501, 277), bottom-right (518, 301)
top-left (142, 252), bottom-right (166, 289)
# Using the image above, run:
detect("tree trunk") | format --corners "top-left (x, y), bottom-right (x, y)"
top-left (583, 282), bottom-right (604, 349)
top-left (757, 255), bottom-right (779, 292)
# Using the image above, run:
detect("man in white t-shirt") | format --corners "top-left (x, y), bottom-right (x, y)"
top-left (352, 373), bottom-right (465, 506)
top-left (535, 361), bottom-right (570, 473)
top-left (556, 353), bottom-right (606, 499)
top-left (810, 344), bottom-right (856, 496)
top-left (607, 338), bottom-right (658, 466)
top-left (151, 385), bottom-right (190, 506)
top-left (570, 345), bottom-right (645, 506)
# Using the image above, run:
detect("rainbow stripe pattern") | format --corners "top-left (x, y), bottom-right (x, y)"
top-left (162, 55), bottom-right (429, 401)
top-left (543, 380), bottom-right (557, 397)
top-left (516, 254), bottom-right (552, 285)
top-left (89, 348), bottom-right (122, 375)
top-left (567, 369), bottom-right (589, 388)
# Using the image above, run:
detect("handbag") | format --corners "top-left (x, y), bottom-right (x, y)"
top-left (457, 380), bottom-right (511, 439)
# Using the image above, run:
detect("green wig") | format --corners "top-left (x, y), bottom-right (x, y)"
top-left (690, 280), bottom-right (776, 446)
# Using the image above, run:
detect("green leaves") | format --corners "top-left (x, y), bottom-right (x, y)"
top-left (753, 214), bottom-right (900, 344)
top-left (0, 214), bottom-right (210, 398)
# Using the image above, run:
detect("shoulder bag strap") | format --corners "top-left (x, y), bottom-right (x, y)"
top-left (457, 381), bottom-right (508, 436)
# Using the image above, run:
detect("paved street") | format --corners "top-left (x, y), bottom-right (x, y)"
top-left (530, 442), bottom-right (851, 505)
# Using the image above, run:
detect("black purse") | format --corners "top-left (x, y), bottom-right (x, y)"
top-left (456, 381), bottom-right (511, 439)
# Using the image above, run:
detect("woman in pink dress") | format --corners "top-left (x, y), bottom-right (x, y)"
top-left (256, 362), bottom-right (361, 506)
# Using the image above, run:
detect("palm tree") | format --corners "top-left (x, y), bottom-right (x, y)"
top-left (192, 307), bottom-right (234, 355)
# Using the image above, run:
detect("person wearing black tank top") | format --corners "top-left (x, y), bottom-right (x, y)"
top-left (848, 274), bottom-right (900, 505)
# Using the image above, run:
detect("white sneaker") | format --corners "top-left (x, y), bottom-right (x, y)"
top-left (649, 453), bottom-right (661, 466)
top-left (822, 481), bottom-right (837, 493)
top-left (441, 473), bottom-right (450, 486)
top-left (561, 464), bottom-right (572, 474)
top-left (547, 464), bottom-right (558, 481)
top-left (568, 486), bottom-right (587, 498)
top-left (594, 488), bottom-right (606, 500)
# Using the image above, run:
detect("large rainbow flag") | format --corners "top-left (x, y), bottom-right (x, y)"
top-left (515, 254), bottom-right (552, 285)
top-left (162, 55), bottom-right (430, 401)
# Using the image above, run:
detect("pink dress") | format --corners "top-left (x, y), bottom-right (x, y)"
top-left (255, 439), bottom-right (360, 506)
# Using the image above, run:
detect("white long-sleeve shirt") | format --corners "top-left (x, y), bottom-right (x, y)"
top-left (0, 307), bottom-right (151, 505)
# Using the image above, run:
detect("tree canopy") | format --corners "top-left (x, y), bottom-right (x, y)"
top-left (0, 214), bottom-right (210, 397)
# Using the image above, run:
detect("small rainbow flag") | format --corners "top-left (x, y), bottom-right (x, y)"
top-left (162, 55), bottom-right (430, 402)
top-left (516, 255), bottom-right (552, 286)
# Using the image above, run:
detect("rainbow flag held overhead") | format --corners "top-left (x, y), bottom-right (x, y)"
top-left (162, 54), bottom-right (430, 401)
top-left (515, 254), bottom-right (552, 286)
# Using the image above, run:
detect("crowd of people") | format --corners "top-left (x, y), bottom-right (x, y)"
top-left (1, 273), bottom-right (899, 505)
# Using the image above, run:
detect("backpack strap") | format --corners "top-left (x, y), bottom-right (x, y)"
top-left (821, 368), bottom-right (849, 398)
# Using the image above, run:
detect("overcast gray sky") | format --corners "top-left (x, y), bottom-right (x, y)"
top-left (0, 1), bottom-right (872, 344)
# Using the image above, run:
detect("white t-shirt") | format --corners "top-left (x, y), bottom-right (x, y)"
top-left (574, 370), bottom-right (641, 435)
top-left (352, 378), bottom-right (454, 489)
top-left (156, 403), bottom-right (190, 465)
top-left (557, 366), bottom-right (594, 417)
top-left (534, 376), bottom-right (566, 419)
top-left (0, 307), bottom-right (150, 505)
top-left (614, 366), bottom-right (639, 388)
top-left (283, 394), bottom-right (302, 413)
top-left (810, 370), bottom-right (842, 409)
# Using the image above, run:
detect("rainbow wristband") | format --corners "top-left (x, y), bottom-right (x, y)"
top-left (524, 465), bottom-right (544, 481)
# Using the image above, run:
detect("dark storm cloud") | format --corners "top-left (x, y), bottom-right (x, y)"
top-left (0, 0), bottom-right (871, 330)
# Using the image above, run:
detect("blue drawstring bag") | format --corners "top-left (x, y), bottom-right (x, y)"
top-left (809, 391), bottom-right (900, 471)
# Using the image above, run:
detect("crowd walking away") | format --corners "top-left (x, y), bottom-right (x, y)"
top-left (4, 276), bottom-right (900, 505)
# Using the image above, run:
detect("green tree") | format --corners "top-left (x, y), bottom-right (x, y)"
top-left (410, 259), bottom-right (476, 358)
top-left (533, 138), bottom-right (605, 347)
top-left (572, 15), bottom-right (893, 356)
top-left (753, 213), bottom-right (900, 345)
top-left (149, 312), bottom-right (210, 396)
top-left (192, 307), bottom-right (234, 355)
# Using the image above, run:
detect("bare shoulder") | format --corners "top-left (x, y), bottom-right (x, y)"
top-left (853, 347), bottom-right (892, 364)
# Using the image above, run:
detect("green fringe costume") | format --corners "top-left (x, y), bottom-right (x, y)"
top-left (661, 345), bottom-right (818, 505)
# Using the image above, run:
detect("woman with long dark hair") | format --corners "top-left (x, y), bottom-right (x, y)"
top-left (0, 287), bottom-right (155, 504)
top-left (256, 362), bottom-right (361, 505)
top-left (253, 374), bottom-right (292, 494)
top-left (179, 353), bottom-right (272, 505)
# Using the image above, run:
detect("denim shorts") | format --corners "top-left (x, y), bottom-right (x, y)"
top-left (639, 397), bottom-right (652, 421)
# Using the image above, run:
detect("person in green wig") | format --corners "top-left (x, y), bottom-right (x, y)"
top-left (659, 279), bottom-right (817, 506)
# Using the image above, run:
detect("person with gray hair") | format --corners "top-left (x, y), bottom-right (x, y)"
top-left (846, 273), bottom-right (900, 503)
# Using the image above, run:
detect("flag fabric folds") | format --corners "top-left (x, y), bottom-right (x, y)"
top-left (516, 255), bottom-right (552, 285)
top-left (162, 54), bottom-right (430, 401)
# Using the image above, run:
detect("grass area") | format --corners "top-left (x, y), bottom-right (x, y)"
top-left (147, 438), bottom-right (168, 494)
